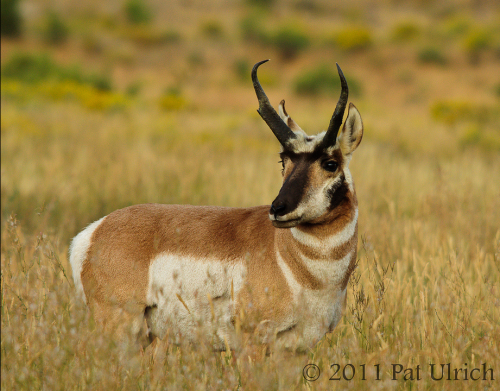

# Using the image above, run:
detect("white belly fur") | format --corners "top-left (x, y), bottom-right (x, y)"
top-left (146, 253), bottom-right (246, 349)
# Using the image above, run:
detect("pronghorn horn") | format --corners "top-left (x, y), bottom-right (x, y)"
top-left (252, 60), bottom-right (296, 147)
top-left (322, 63), bottom-right (349, 148)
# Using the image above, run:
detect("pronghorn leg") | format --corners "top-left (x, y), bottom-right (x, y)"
top-left (88, 299), bottom-right (151, 347)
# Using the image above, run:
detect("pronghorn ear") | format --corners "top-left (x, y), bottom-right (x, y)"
top-left (339, 103), bottom-right (363, 155)
top-left (279, 100), bottom-right (303, 132)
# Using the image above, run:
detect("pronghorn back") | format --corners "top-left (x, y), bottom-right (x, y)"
top-left (70, 60), bottom-right (364, 351)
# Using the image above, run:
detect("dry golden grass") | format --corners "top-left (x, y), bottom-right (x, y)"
top-left (2, 97), bottom-right (499, 390)
top-left (2, 0), bottom-right (500, 389)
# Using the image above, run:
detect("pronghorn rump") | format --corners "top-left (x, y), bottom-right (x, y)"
top-left (69, 60), bottom-right (363, 351)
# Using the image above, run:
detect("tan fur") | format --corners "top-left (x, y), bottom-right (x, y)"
top-left (293, 226), bottom-right (357, 262)
top-left (276, 229), bottom-right (324, 290)
top-left (81, 205), bottom-right (295, 337)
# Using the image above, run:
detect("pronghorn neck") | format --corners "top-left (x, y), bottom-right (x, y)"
top-left (274, 187), bottom-right (358, 292)
top-left (293, 185), bottom-right (357, 236)
top-left (285, 204), bottom-right (357, 258)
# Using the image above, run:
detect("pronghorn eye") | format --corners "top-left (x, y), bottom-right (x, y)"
top-left (323, 161), bottom-right (339, 172)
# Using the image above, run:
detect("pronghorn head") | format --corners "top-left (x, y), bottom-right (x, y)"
top-left (252, 60), bottom-right (364, 228)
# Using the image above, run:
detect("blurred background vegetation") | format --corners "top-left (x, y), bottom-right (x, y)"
top-left (2, 0), bottom-right (499, 237)
top-left (1, 0), bottom-right (499, 390)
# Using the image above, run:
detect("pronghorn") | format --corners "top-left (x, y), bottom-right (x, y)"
top-left (70, 59), bottom-right (363, 351)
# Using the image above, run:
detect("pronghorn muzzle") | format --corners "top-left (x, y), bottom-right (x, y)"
top-left (269, 158), bottom-right (310, 228)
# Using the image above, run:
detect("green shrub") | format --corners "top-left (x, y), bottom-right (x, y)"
top-left (125, 0), bottom-right (151, 25)
top-left (391, 22), bottom-right (420, 42)
top-left (187, 51), bottom-right (205, 66)
top-left (494, 83), bottom-right (500, 98)
top-left (293, 0), bottom-right (321, 13)
top-left (82, 33), bottom-right (104, 54)
top-left (293, 64), bottom-right (362, 97)
top-left (241, 16), bottom-right (310, 60)
top-left (332, 26), bottom-right (372, 52)
top-left (443, 15), bottom-right (471, 37)
top-left (1, 0), bottom-right (22, 37)
top-left (126, 81), bottom-right (141, 96)
top-left (397, 69), bottom-right (414, 85)
top-left (234, 58), bottom-right (250, 81)
top-left (159, 88), bottom-right (188, 111)
top-left (121, 26), bottom-right (180, 46)
top-left (1, 78), bottom-right (127, 111)
top-left (430, 100), bottom-right (491, 125)
top-left (1, 52), bottom-right (112, 91)
top-left (246, 0), bottom-right (274, 8)
top-left (417, 46), bottom-right (448, 65)
top-left (85, 74), bottom-right (112, 91)
top-left (240, 13), bottom-right (267, 42)
top-left (463, 28), bottom-right (491, 63)
top-left (44, 11), bottom-right (69, 44)
top-left (459, 124), bottom-right (500, 151)
top-left (269, 24), bottom-right (310, 60)
top-left (2, 53), bottom-right (55, 83)
top-left (459, 125), bottom-right (481, 147)
top-left (431, 100), bottom-right (470, 124)
top-left (200, 19), bottom-right (224, 39)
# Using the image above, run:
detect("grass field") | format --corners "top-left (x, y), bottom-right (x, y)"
top-left (2, 0), bottom-right (500, 389)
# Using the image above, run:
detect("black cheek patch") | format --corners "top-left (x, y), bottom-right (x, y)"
top-left (275, 163), bottom-right (309, 214)
top-left (327, 173), bottom-right (348, 210)
top-left (273, 154), bottom-right (309, 216)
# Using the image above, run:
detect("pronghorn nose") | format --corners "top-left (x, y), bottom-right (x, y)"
top-left (270, 202), bottom-right (286, 217)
